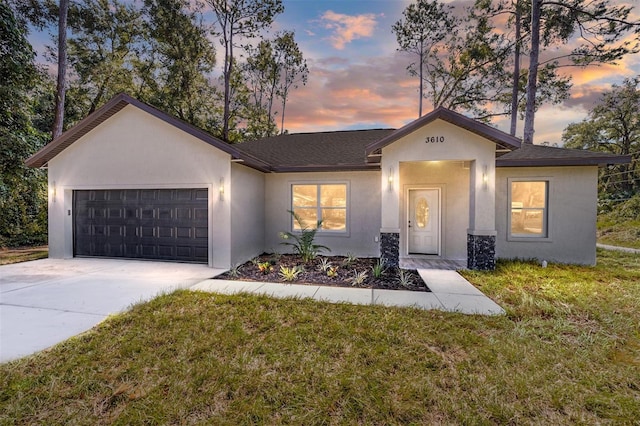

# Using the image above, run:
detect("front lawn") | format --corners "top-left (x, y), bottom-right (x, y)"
top-left (1, 249), bottom-right (639, 424)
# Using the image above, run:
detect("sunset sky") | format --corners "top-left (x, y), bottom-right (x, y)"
top-left (27, 0), bottom-right (640, 144)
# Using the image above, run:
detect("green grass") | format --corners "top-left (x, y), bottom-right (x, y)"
top-left (0, 246), bottom-right (48, 265)
top-left (597, 196), bottom-right (640, 249)
top-left (1, 249), bottom-right (639, 424)
top-left (598, 217), bottom-right (640, 249)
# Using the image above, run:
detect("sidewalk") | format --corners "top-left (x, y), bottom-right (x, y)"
top-left (191, 269), bottom-right (505, 316)
top-left (597, 243), bottom-right (640, 254)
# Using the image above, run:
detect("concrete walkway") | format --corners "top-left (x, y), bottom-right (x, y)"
top-left (192, 269), bottom-right (505, 316)
top-left (1, 258), bottom-right (503, 363)
top-left (1, 258), bottom-right (219, 363)
top-left (597, 243), bottom-right (640, 254)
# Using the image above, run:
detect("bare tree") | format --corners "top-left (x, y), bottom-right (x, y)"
top-left (207, 0), bottom-right (283, 142)
top-left (52, 0), bottom-right (69, 139)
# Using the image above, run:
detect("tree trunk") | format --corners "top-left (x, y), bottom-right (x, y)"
top-left (523, 0), bottom-right (541, 144)
top-left (419, 38), bottom-right (424, 117)
top-left (280, 94), bottom-right (286, 134)
top-left (223, 36), bottom-right (232, 142)
top-left (280, 68), bottom-right (288, 134)
top-left (509, 4), bottom-right (521, 136)
top-left (52, 0), bottom-right (69, 140)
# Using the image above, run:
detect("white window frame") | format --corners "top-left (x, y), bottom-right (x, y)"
top-left (290, 182), bottom-right (349, 235)
top-left (507, 178), bottom-right (552, 241)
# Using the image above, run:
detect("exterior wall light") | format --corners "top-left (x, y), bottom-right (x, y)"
top-left (50, 181), bottom-right (57, 202)
top-left (482, 165), bottom-right (488, 190)
top-left (387, 167), bottom-right (394, 192)
top-left (219, 177), bottom-right (225, 201)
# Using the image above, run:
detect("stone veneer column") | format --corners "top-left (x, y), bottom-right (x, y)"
top-left (467, 233), bottom-right (496, 270)
top-left (380, 232), bottom-right (400, 267)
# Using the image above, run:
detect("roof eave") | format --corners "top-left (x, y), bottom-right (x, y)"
top-left (271, 164), bottom-right (380, 173)
top-left (365, 107), bottom-right (521, 155)
top-left (25, 93), bottom-right (272, 172)
top-left (25, 94), bottom-right (130, 168)
top-left (496, 155), bottom-right (632, 167)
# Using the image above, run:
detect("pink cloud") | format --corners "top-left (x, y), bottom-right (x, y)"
top-left (279, 53), bottom-right (422, 132)
top-left (319, 10), bottom-right (379, 50)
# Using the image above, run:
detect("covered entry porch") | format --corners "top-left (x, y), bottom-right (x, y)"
top-left (364, 107), bottom-right (521, 271)
top-left (380, 160), bottom-right (496, 270)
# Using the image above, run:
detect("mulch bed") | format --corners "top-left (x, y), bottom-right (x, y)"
top-left (216, 253), bottom-right (430, 292)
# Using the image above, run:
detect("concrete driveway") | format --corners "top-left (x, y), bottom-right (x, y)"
top-left (0, 258), bottom-right (221, 363)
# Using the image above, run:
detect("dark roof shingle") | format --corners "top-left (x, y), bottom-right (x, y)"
top-left (496, 143), bottom-right (631, 167)
top-left (236, 129), bottom-right (395, 172)
top-left (25, 93), bottom-right (630, 171)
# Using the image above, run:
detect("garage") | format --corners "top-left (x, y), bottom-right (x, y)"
top-left (73, 189), bottom-right (208, 263)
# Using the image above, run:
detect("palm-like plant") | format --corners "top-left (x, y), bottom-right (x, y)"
top-left (280, 210), bottom-right (330, 263)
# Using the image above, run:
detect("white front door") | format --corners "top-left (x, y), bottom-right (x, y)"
top-left (408, 189), bottom-right (440, 255)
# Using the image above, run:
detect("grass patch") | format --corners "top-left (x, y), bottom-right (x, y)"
top-left (1, 249), bottom-right (639, 424)
top-left (597, 218), bottom-right (640, 249)
top-left (597, 196), bottom-right (640, 249)
top-left (0, 246), bottom-right (48, 265)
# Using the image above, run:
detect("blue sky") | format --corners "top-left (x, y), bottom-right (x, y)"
top-left (27, 0), bottom-right (640, 143)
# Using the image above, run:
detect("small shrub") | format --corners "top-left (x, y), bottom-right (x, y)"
top-left (398, 269), bottom-right (415, 288)
top-left (350, 270), bottom-right (368, 286)
top-left (342, 252), bottom-right (357, 267)
top-left (371, 258), bottom-right (386, 278)
top-left (327, 266), bottom-right (339, 278)
top-left (318, 257), bottom-right (333, 272)
top-left (279, 265), bottom-right (302, 282)
top-left (257, 262), bottom-right (274, 274)
top-left (280, 210), bottom-right (330, 262)
top-left (228, 264), bottom-right (242, 278)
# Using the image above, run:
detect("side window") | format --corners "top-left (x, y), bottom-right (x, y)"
top-left (510, 180), bottom-right (548, 238)
top-left (292, 184), bottom-right (347, 232)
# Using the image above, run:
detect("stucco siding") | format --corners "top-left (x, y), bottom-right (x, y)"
top-left (399, 161), bottom-right (470, 260)
top-left (230, 163), bottom-right (265, 265)
top-left (47, 104), bottom-right (232, 268)
top-left (264, 171), bottom-right (381, 257)
top-left (380, 119), bottom-right (498, 261)
top-left (495, 166), bottom-right (598, 265)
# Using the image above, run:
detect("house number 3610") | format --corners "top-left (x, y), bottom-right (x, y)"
top-left (425, 136), bottom-right (445, 143)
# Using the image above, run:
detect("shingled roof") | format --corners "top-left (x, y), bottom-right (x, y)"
top-left (26, 93), bottom-right (629, 172)
top-left (236, 129), bottom-right (395, 172)
top-left (496, 143), bottom-right (631, 167)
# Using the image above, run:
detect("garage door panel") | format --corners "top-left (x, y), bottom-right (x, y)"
top-left (194, 189), bottom-right (208, 200)
top-left (74, 189), bottom-right (208, 263)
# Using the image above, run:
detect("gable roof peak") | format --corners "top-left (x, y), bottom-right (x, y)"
top-left (365, 106), bottom-right (521, 156)
top-left (25, 92), bottom-right (271, 172)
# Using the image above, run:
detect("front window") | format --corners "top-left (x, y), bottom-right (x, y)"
top-left (510, 180), bottom-right (548, 238)
top-left (292, 184), bottom-right (347, 232)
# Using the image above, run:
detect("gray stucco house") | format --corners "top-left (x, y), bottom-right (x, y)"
top-left (26, 93), bottom-right (630, 270)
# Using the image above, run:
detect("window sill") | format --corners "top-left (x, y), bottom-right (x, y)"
top-left (507, 236), bottom-right (553, 243)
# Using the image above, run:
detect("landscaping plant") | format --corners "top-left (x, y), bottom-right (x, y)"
top-left (342, 252), bottom-right (357, 267)
top-left (257, 262), bottom-right (274, 274)
top-left (317, 257), bottom-right (333, 272)
top-left (371, 258), bottom-right (387, 278)
top-left (350, 270), bottom-right (368, 286)
top-left (279, 210), bottom-right (330, 262)
top-left (278, 265), bottom-right (302, 282)
top-left (398, 268), bottom-right (415, 288)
